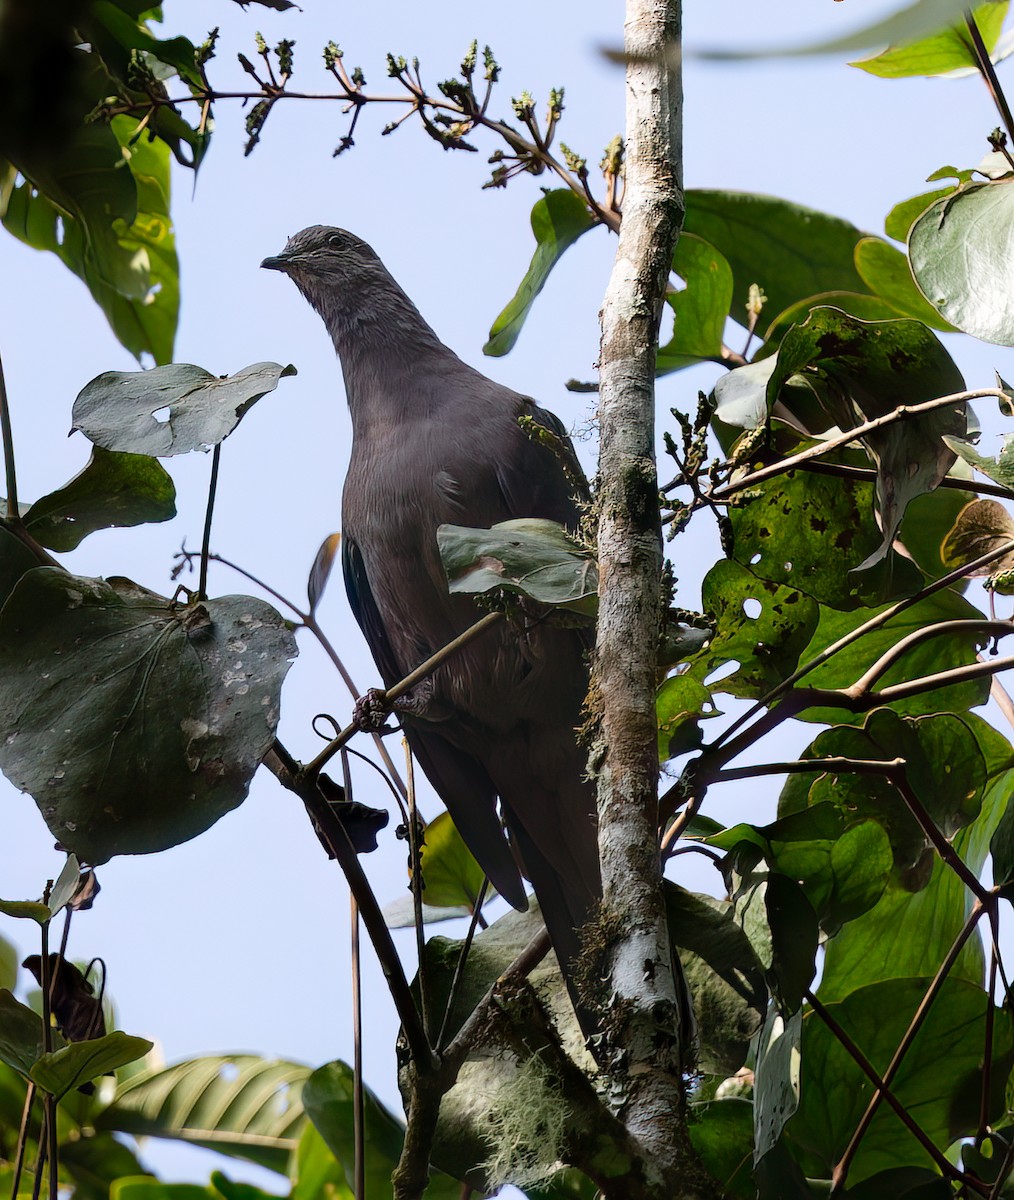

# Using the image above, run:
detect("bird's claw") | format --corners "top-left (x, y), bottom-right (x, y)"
top-left (353, 688), bottom-right (394, 732)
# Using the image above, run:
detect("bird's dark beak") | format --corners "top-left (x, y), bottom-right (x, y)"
top-left (260, 254), bottom-right (290, 272)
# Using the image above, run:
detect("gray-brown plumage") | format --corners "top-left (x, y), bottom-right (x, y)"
top-left (262, 227), bottom-right (599, 1007)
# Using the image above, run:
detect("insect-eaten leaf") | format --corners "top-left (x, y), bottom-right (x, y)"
top-left (22, 447), bottom-right (176, 551)
top-left (438, 519), bottom-right (597, 615)
top-left (72, 361), bottom-right (297, 456)
top-left (0, 569), bottom-right (297, 863)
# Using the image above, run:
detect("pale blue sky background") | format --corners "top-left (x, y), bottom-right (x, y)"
top-left (2, 0), bottom-right (1013, 1186)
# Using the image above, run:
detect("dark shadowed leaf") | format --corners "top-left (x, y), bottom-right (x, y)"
top-left (307, 532), bottom-right (341, 616)
top-left (232, 0), bottom-right (299, 9)
top-left (790, 977), bottom-right (1013, 1183)
top-left (687, 1100), bottom-right (754, 1198)
top-left (753, 1007), bottom-right (801, 1160)
top-left (734, 874), bottom-right (817, 1014)
top-left (766, 309), bottom-right (966, 568)
top-left (941, 498), bottom-right (1014, 574)
top-left (97, 1054), bottom-right (311, 1174)
top-left (0, 570), bottom-right (297, 863)
top-left (910, 178), bottom-right (1014, 344)
top-left (685, 560), bottom-right (818, 698)
top-left (849, 0), bottom-right (1006, 76)
top-left (0, 990), bottom-right (62, 1076)
top-left (23, 448), bottom-right (176, 551)
top-left (303, 1060), bottom-right (460, 1198)
top-left (897, 482), bottom-right (977, 581)
top-left (438, 518), bottom-right (597, 614)
top-left (682, 191), bottom-right (870, 331)
top-left (31, 1032), bottom-right (152, 1097)
top-left (485, 189), bottom-right (598, 356)
top-left (656, 233), bottom-right (734, 373)
top-left (72, 362), bottom-right (297, 456)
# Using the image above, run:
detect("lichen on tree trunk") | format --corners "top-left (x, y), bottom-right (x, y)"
top-left (592, 2), bottom-right (715, 1195)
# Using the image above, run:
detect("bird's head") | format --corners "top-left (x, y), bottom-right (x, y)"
top-left (262, 225), bottom-right (442, 356)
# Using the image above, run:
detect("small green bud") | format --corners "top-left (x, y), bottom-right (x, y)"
top-left (351, 65), bottom-right (366, 87)
top-left (254, 31), bottom-right (268, 55)
top-left (560, 143), bottom-right (586, 176)
top-left (600, 134), bottom-right (624, 175)
top-left (746, 284), bottom-right (767, 319)
top-left (511, 91), bottom-right (534, 119)
top-left (461, 39), bottom-right (478, 75)
top-left (196, 27), bottom-right (219, 67)
top-left (275, 38), bottom-right (295, 77)
top-left (323, 41), bottom-right (342, 69)
top-left (483, 45), bottom-right (500, 83)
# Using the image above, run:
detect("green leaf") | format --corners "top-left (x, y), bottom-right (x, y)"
top-left (944, 433), bottom-right (1014, 491)
top-left (766, 309), bottom-right (966, 568)
top-left (910, 178), bottom-right (1014, 344)
top-left (816, 714), bottom-right (1012, 1000)
top-left (48, 852), bottom-right (82, 916)
top-left (0, 526), bottom-right (40, 611)
top-left (790, 977), bottom-right (1014, 1183)
top-left (22, 448), bottom-right (176, 551)
top-left (758, 291), bottom-right (904, 354)
top-left (31, 1032), bottom-right (152, 1098)
top-left (0, 570), bottom-right (297, 863)
top-left (484, 189), bottom-right (598, 356)
top-left (696, 0), bottom-right (984, 60)
top-left (303, 1061), bottom-right (460, 1199)
top-left (414, 811), bottom-right (489, 909)
top-left (897, 482), bottom-right (978, 581)
top-left (656, 673), bottom-right (717, 759)
top-left (438, 518), bottom-right (597, 614)
top-left (753, 1007), bottom-right (802, 1160)
top-left (685, 560), bottom-right (819, 699)
top-left (730, 465), bottom-right (923, 610)
top-left (794, 589), bottom-right (990, 724)
top-left (72, 362), bottom-right (297, 456)
top-left (112, 1182), bottom-right (214, 1200)
top-left (850, 0), bottom-right (1007, 75)
top-left (682, 191), bottom-right (871, 331)
top-left (290, 1124), bottom-right (353, 1200)
top-left (884, 188), bottom-right (954, 242)
top-left (656, 234), bottom-right (735, 373)
top-left (853, 237), bottom-right (956, 330)
top-left (60, 1132), bottom-right (148, 1198)
top-left (0, 900), bottom-right (53, 924)
top-left (0, 989), bottom-right (55, 1076)
top-left (734, 874), bottom-right (818, 1013)
top-left (97, 1055), bottom-right (312, 1175)
top-left (0, 934), bottom-right (16, 991)
top-left (687, 1100), bottom-right (754, 1198)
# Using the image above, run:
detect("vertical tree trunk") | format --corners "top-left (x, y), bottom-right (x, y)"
top-left (594, 3), bottom-right (712, 1195)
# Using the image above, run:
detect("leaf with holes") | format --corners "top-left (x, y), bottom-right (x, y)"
top-left (0, 569), bottom-right (297, 863)
top-left (656, 673), bottom-right (717, 759)
top-left (96, 1055), bottom-right (312, 1174)
top-left (685, 559), bottom-right (818, 698)
top-left (72, 361), bottom-right (297, 456)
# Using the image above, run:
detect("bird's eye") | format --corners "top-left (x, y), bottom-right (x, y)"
top-left (327, 233), bottom-right (349, 251)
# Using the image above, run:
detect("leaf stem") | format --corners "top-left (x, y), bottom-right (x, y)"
top-left (198, 444), bottom-right (222, 601)
top-left (965, 7), bottom-right (1014, 144)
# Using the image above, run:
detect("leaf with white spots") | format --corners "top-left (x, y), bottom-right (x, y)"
top-left (0, 568), bottom-right (297, 863)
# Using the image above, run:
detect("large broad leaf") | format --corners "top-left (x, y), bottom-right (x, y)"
top-left (0, 569), bottom-right (297, 863)
top-left (789, 977), bottom-right (1014, 1183)
top-left (303, 1061), bottom-right (460, 1199)
top-left (753, 1007), bottom-right (802, 1161)
top-left (656, 233), bottom-right (735, 373)
top-left (940, 498), bottom-right (1014, 575)
top-left (849, 0), bottom-right (1007, 76)
top-left (97, 1055), bottom-right (312, 1175)
top-left (0, 990), bottom-right (63, 1077)
top-left (438, 519), bottom-right (597, 615)
top-left (910, 177), bottom-right (1014, 344)
top-left (852, 237), bottom-right (956, 330)
top-left (31, 1032), bottom-right (152, 1098)
top-left (792, 589), bottom-right (990, 724)
top-left (72, 361), bottom-right (297, 456)
top-left (682, 191), bottom-right (870, 331)
top-left (21, 447), bottom-right (176, 551)
top-left (815, 714), bottom-right (1012, 1001)
top-left (945, 432), bottom-right (1014, 491)
top-left (484, 189), bottom-right (598, 356)
top-left (766, 309), bottom-right (966, 568)
top-left (687, 1100), bottom-right (755, 1199)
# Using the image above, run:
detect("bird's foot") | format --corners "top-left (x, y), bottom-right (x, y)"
top-left (353, 688), bottom-right (395, 732)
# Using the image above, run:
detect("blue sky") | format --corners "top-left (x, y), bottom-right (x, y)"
top-left (2, 0), bottom-right (1012, 1186)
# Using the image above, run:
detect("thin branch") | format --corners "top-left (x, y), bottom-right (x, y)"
top-left (712, 388), bottom-right (1007, 501)
top-left (436, 876), bottom-right (490, 1050)
top-left (795, 456), bottom-right (1014, 501)
top-left (302, 611), bottom-right (503, 778)
top-left (965, 7), bottom-right (1014, 143)
top-left (829, 900), bottom-right (986, 1191)
top-left (0, 348), bottom-right (18, 522)
top-left (709, 756), bottom-right (905, 784)
top-left (197, 444), bottom-right (222, 601)
top-left (404, 740), bottom-right (430, 1041)
top-left (263, 739), bottom-right (435, 1069)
